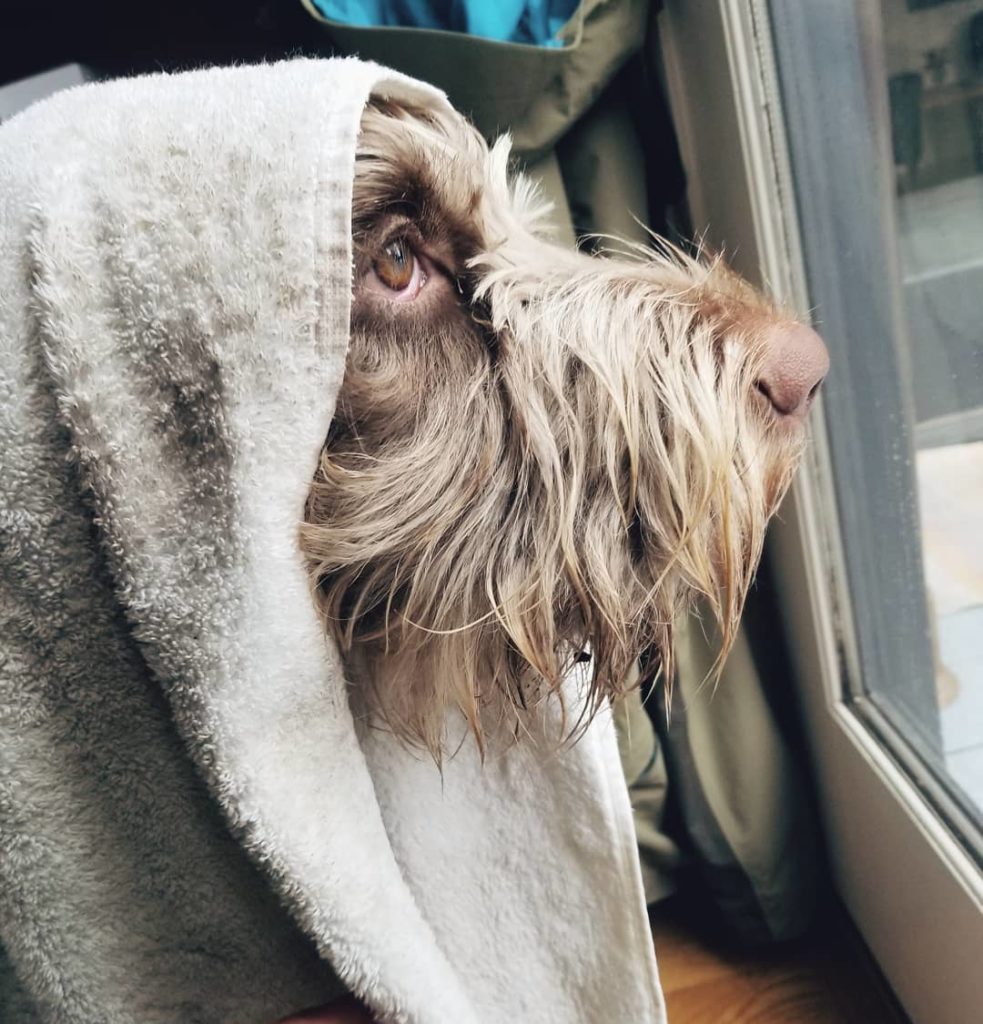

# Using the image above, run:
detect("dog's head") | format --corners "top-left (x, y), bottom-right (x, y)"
top-left (302, 99), bottom-right (828, 753)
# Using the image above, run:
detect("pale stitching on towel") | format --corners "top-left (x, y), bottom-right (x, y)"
top-left (296, 68), bottom-right (421, 1015)
top-left (214, 68), bottom-right (471, 1022)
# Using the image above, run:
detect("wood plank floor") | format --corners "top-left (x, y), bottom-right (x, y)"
top-left (650, 897), bottom-right (910, 1024)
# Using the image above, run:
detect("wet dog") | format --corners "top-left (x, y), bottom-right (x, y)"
top-left (302, 99), bottom-right (828, 755)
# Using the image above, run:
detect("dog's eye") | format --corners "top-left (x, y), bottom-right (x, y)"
top-left (370, 238), bottom-right (427, 302)
top-left (376, 239), bottom-right (414, 289)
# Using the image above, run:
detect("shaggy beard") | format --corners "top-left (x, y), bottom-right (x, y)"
top-left (302, 253), bottom-right (805, 758)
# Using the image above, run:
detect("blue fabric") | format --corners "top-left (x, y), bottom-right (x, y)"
top-left (312, 0), bottom-right (579, 47)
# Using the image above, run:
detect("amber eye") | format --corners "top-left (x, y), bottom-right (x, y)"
top-left (374, 238), bottom-right (415, 291)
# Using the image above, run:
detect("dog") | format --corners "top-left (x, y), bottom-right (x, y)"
top-left (300, 97), bottom-right (829, 758)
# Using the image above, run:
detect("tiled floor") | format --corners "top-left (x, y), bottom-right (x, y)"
top-left (898, 178), bottom-right (983, 421)
top-left (918, 443), bottom-right (983, 811)
top-left (899, 172), bottom-right (983, 816)
top-left (899, 175), bottom-right (983, 280)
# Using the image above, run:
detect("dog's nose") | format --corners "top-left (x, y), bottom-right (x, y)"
top-left (755, 323), bottom-right (830, 422)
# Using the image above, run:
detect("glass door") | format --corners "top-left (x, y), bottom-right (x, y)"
top-left (885, 0), bottom-right (983, 831)
top-left (660, 1), bottom-right (983, 1021)
top-left (770, 0), bottom-right (983, 861)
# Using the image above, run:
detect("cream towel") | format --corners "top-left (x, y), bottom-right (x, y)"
top-left (0, 58), bottom-right (665, 1024)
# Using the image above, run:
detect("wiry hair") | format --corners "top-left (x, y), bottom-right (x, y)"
top-left (301, 99), bottom-right (806, 756)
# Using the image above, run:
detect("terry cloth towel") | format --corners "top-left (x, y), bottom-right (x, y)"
top-left (0, 59), bottom-right (665, 1024)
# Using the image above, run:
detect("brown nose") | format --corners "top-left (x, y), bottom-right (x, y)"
top-left (755, 323), bottom-right (830, 421)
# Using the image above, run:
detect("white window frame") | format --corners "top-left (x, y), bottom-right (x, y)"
top-left (658, 3), bottom-right (983, 1022)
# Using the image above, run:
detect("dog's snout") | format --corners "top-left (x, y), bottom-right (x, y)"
top-left (755, 323), bottom-right (829, 422)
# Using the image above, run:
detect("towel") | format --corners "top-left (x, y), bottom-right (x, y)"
top-left (0, 58), bottom-right (665, 1024)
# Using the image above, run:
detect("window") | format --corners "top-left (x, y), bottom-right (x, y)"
top-left (884, 0), bottom-right (983, 829)
top-left (661, 1), bottom-right (983, 1021)
top-left (772, 0), bottom-right (983, 851)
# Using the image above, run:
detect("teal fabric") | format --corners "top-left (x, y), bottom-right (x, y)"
top-left (303, 0), bottom-right (648, 162)
top-left (309, 0), bottom-right (578, 46)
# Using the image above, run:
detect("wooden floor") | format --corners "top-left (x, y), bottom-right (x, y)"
top-left (650, 897), bottom-right (910, 1024)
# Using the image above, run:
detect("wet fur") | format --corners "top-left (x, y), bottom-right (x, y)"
top-left (301, 99), bottom-right (806, 755)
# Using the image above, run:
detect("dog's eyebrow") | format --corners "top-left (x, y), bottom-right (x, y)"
top-left (380, 195), bottom-right (424, 220)
top-left (355, 157), bottom-right (483, 270)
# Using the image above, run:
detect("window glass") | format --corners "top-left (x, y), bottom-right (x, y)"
top-left (885, 0), bottom-right (983, 820)
top-left (770, 0), bottom-right (983, 844)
